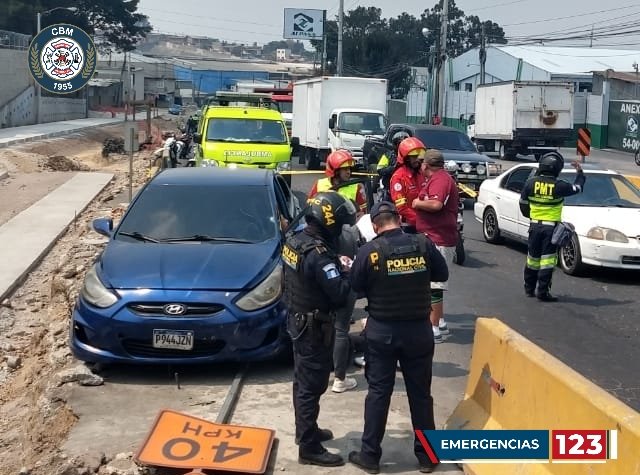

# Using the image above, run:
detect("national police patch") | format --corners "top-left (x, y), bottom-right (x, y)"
top-left (29, 23), bottom-right (96, 94)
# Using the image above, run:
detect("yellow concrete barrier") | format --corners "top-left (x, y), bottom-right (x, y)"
top-left (624, 174), bottom-right (640, 189)
top-left (446, 318), bottom-right (640, 474)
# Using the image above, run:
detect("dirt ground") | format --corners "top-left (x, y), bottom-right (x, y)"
top-left (0, 118), bottom-right (176, 475)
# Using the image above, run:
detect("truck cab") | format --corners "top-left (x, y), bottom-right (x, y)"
top-left (328, 108), bottom-right (386, 166)
top-left (193, 92), bottom-right (298, 182)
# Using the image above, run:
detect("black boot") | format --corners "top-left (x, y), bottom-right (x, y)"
top-left (537, 292), bottom-right (558, 302)
top-left (299, 447), bottom-right (344, 467)
top-left (525, 287), bottom-right (535, 297)
top-left (295, 428), bottom-right (333, 445)
top-left (348, 451), bottom-right (380, 474)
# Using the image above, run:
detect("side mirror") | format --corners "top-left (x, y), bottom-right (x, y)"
top-left (328, 117), bottom-right (336, 130)
top-left (193, 133), bottom-right (202, 144)
top-left (92, 218), bottom-right (113, 237)
top-left (468, 115), bottom-right (475, 125)
top-left (290, 136), bottom-right (300, 147)
top-left (477, 144), bottom-right (486, 153)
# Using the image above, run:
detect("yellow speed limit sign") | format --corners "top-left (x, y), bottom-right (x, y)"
top-left (135, 410), bottom-right (275, 474)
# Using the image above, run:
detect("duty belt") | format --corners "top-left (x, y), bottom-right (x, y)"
top-left (291, 309), bottom-right (334, 346)
top-left (530, 220), bottom-right (557, 226)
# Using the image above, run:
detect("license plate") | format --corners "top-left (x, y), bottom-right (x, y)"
top-left (152, 330), bottom-right (194, 350)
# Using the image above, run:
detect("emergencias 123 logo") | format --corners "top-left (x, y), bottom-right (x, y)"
top-left (29, 23), bottom-right (96, 94)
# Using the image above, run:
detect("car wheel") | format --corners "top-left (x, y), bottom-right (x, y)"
top-left (559, 233), bottom-right (586, 276)
top-left (453, 234), bottom-right (465, 265)
top-left (483, 207), bottom-right (503, 244)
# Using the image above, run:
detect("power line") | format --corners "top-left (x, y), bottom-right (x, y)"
top-left (466, 0), bottom-right (529, 13)
top-left (500, 2), bottom-right (640, 27)
top-left (141, 7), bottom-right (281, 29)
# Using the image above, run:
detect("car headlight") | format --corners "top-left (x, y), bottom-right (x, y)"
top-left (80, 265), bottom-right (119, 308)
top-left (235, 264), bottom-right (283, 311)
top-left (445, 160), bottom-right (458, 172)
top-left (476, 164), bottom-right (486, 175)
top-left (277, 161), bottom-right (291, 171)
top-left (227, 163), bottom-right (238, 169)
top-left (462, 163), bottom-right (472, 174)
top-left (586, 227), bottom-right (628, 243)
top-left (487, 163), bottom-right (501, 176)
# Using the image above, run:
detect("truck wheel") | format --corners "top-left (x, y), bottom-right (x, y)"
top-left (306, 149), bottom-right (320, 170)
top-left (483, 207), bottom-right (503, 244)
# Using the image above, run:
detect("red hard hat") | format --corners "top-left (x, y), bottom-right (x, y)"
top-left (325, 149), bottom-right (355, 177)
top-left (397, 137), bottom-right (427, 165)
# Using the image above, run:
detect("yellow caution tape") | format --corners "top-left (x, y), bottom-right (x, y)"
top-left (458, 183), bottom-right (478, 198)
top-left (277, 170), bottom-right (378, 177)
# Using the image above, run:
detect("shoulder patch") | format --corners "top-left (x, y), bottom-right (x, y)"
top-left (322, 263), bottom-right (340, 279)
top-left (394, 182), bottom-right (403, 192)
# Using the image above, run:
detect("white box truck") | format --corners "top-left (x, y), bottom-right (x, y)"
top-left (292, 76), bottom-right (388, 169)
top-left (467, 81), bottom-right (574, 161)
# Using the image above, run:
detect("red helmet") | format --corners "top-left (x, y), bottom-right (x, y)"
top-left (325, 149), bottom-right (355, 177)
top-left (397, 137), bottom-right (427, 165)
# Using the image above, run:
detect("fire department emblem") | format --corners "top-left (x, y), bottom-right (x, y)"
top-left (29, 23), bottom-right (96, 94)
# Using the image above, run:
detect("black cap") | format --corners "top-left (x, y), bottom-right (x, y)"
top-left (370, 201), bottom-right (399, 221)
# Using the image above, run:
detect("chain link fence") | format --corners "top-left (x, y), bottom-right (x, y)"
top-left (0, 29), bottom-right (31, 50)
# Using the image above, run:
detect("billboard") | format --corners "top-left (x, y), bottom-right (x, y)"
top-left (283, 8), bottom-right (325, 40)
top-left (608, 100), bottom-right (640, 152)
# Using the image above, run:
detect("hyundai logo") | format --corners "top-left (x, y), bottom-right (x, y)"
top-left (163, 303), bottom-right (186, 315)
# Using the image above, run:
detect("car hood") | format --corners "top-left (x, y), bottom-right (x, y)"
top-left (99, 239), bottom-right (280, 290)
top-left (564, 206), bottom-right (640, 236)
top-left (441, 150), bottom-right (495, 163)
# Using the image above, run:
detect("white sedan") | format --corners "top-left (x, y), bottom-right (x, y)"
top-left (474, 163), bottom-right (640, 275)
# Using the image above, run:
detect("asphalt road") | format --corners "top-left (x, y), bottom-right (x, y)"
top-left (289, 158), bottom-right (640, 411)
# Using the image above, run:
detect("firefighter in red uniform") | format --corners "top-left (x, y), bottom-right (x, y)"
top-left (389, 137), bottom-right (427, 233)
top-left (309, 149), bottom-right (368, 216)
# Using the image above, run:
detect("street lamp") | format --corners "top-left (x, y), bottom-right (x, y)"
top-left (35, 6), bottom-right (78, 124)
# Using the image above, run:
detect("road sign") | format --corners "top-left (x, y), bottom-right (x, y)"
top-left (577, 128), bottom-right (591, 157)
top-left (135, 410), bottom-right (275, 474)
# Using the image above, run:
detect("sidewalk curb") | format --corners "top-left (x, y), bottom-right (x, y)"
top-left (0, 121), bottom-right (124, 149)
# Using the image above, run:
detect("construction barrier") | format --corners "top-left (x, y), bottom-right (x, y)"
top-left (446, 318), bottom-right (640, 474)
top-left (624, 174), bottom-right (640, 189)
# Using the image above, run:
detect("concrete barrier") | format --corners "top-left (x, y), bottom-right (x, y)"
top-left (446, 317), bottom-right (640, 474)
top-left (624, 174), bottom-right (640, 189)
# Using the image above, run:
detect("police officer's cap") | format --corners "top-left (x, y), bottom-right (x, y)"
top-left (370, 201), bottom-right (399, 221)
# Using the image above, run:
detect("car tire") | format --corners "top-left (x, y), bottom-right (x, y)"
top-left (559, 233), bottom-right (586, 276)
top-left (483, 207), bottom-right (503, 244)
top-left (454, 234), bottom-right (465, 265)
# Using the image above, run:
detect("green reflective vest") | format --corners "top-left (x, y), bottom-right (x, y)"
top-left (528, 177), bottom-right (564, 221)
top-left (317, 177), bottom-right (358, 203)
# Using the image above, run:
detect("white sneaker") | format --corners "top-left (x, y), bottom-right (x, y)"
top-left (354, 355), bottom-right (366, 367)
top-left (433, 326), bottom-right (443, 344)
top-left (438, 320), bottom-right (450, 335)
top-left (332, 376), bottom-right (358, 393)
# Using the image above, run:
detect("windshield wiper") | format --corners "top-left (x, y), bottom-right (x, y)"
top-left (251, 140), bottom-right (285, 144)
top-left (118, 231), bottom-right (159, 243)
top-left (162, 235), bottom-right (254, 243)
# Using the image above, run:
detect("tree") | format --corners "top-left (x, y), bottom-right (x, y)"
top-left (310, 0), bottom-right (507, 97)
top-left (0, 0), bottom-right (151, 52)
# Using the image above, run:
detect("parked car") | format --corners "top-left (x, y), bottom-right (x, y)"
top-left (70, 168), bottom-right (302, 364)
top-left (168, 104), bottom-right (183, 115)
top-left (474, 163), bottom-right (640, 275)
top-left (363, 124), bottom-right (501, 197)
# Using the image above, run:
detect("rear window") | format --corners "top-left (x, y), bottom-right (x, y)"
top-left (117, 185), bottom-right (278, 242)
top-left (415, 129), bottom-right (476, 152)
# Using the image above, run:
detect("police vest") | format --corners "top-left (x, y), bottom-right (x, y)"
top-left (366, 234), bottom-right (432, 321)
top-left (282, 232), bottom-right (334, 314)
top-left (528, 175), bottom-right (564, 222)
top-left (317, 177), bottom-right (358, 203)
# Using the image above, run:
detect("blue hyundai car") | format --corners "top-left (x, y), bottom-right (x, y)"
top-left (70, 167), bottom-right (302, 364)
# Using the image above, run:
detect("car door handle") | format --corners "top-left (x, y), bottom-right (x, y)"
top-left (496, 196), bottom-right (501, 200)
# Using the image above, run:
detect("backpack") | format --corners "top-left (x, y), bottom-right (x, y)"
top-left (551, 222), bottom-right (575, 247)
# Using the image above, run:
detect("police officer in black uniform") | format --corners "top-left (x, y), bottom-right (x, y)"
top-left (519, 151), bottom-right (585, 302)
top-left (347, 201), bottom-right (449, 474)
top-left (282, 191), bottom-right (357, 467)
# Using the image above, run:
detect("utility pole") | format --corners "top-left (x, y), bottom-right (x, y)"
top-left (590, 24), bottom-right (594, 47)
top-left (479, 22), bottom-right (487, 85)
top-left (322, 9), bottom-right (327, 76)
top-left (337, 0), bottom-right (344, 76)
top-left (36, 12), bottom-right (41, 124)
top-left (437, 0), bottom-right (449, 119)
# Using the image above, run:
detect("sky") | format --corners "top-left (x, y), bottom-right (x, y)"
top-left (136, 0), bottom-right (640, 49)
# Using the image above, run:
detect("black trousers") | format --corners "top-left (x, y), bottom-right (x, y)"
top-left (360, 318), bottom-right (435, 464)
top-left (524, 222), bottom-right (558, 295)
top-left (290, 318), bottom-right (334, 454)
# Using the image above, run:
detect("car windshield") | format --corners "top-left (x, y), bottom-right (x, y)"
top-left (562, 173), bottom-right (640, 208)
top-left (415, 129), bottom-right (477, 152)
top-left (116, 184), bottom-right (278, 243)
top-left (337, 112), bottom-right (385, 135)
top-left (206, 118), bottom-right (287, 144)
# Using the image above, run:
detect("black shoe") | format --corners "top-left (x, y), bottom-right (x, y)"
top-left (348, 451), bottom-right (380, 474)
top-left (525, 289), bottom-right (535, 297)
top-left (418, 460), bottom-right (439, 473)
top-left (537, 292), bottom-right (558, 302)
top-left (295, 428), bottom-right (333, 445)
top-left (299, 448), bottom-right (344, 467)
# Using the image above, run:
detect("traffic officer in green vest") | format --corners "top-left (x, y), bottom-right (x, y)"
top-left (309, 149), bottom-right (368, 216)
top-left (519, 152), bottom-right (585, 302)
